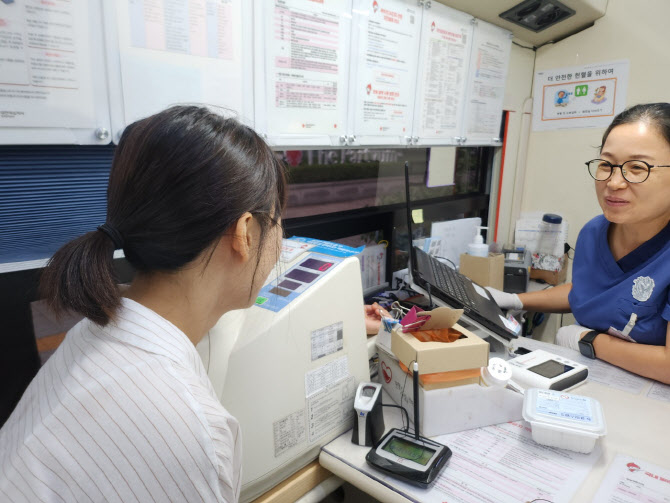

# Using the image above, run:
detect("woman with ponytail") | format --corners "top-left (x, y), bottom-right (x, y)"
top-left (0, 106), bottom-right (287, 503)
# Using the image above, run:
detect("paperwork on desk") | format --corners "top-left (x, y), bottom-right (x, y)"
top-left (515, 338), bottom-right (650, 395)
top-left (647, 381), bottom-right (670, 403)
top-left (593, 454), bottom-right (670, 503)
top-left (323, 421), bottom-right (600, 503)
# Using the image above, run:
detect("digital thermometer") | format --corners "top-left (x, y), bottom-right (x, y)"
top-left (508, 349), bottom-right (588, 391)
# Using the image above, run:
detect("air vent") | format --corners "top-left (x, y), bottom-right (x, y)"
top-left (499, 0), bottom-right (576, 33)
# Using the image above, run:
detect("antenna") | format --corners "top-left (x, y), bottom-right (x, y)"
top-left (404, 162), bottom-right (417, 280)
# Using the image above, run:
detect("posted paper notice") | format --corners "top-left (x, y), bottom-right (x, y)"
top-left (593, 454), bottom-right (670, 502)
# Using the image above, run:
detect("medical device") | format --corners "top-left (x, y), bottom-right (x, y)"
top-left (352, 382), bottom-right (384, 447)
top-left (366, 362), bottom-right (451, 486)
top-left (197, 238), bottom-right (370, 502)
top-left (508, 349), bottom-right (588, 391)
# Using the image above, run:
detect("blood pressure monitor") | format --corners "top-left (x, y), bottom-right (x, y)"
top-left (508, 349), bottom-right (588, 391)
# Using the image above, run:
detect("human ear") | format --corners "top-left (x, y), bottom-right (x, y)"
top-left (230, 212), bottom-right (254, 261)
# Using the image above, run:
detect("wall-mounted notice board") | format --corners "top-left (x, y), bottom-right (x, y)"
top-left (103, 0), bottom-right (252, 143)
top-left (0, 0), bottom-right (111, 145)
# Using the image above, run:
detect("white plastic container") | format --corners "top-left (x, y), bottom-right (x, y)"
top-left (536, 213), bottom-right (563, 255)
top-left (467, 226), bottom-right (489, 257)
top-left (522, 388), bottom-right (606, 453)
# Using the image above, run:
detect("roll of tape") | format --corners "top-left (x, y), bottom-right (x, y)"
top-left (482, 357), bottom-right (513, 387)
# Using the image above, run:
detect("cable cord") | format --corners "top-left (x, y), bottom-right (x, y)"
top-left (381, 403), bottom-right (410, 433)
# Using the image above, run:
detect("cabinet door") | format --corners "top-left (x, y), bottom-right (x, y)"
top-left (0, 0), bottom-right (111, 145)
top-left (461, 20), bottom-right (512, 146)
top-left (255, 0), bottom-right (353, 148)
top-left (104, 0), bottom-right (252, 144)
top-left (346, 0), bottom-right (422, 147)
top-left (410, 2), bottom-right (473, 146)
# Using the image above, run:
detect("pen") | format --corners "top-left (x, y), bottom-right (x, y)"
top-left (413, 361), bottom-right (420, 440)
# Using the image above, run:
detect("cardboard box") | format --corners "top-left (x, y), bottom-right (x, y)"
top-left (377, 345), bottom-right (523, 437)
top-left (391, 323), bottom-right (489, 374)
top-left (459, 252), bottom-right (504, 290)
top-left (530, 253), bottom-right (569, 285)
top-left (398, 360), bottom-right (481, 390)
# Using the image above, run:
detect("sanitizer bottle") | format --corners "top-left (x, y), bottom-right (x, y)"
top-left (467, 226), bottom-right (489, 257)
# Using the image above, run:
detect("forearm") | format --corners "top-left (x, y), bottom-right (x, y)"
top-left (592, 325), bottom-right (670, 384)
top-left (518, 282), bottom-right (572, 313)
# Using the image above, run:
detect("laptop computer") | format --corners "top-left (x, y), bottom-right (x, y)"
top-left (403, 162), bottom-right (518, 340)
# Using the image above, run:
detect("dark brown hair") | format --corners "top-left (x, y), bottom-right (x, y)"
top-left (41, 106), bottom-right (287, 325)
top-left (601, 103), bottom-right (670, 150)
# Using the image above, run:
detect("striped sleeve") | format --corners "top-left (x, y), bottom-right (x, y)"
top-left (0, 321), bottom-right (240, 502)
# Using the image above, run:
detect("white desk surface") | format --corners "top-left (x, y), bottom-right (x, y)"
top-left (320, 339), bottom-right (670, 503)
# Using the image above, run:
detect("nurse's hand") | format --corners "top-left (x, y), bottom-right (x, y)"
top-left (485, 287), bottom-right (523, 311)
top-left (364, 303), bottom-right (391, 335)
top-left (555, 324), bottom-right (590, 350)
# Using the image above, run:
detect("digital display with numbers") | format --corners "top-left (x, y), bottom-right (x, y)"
top-left (285, 269), bottom-right (319, 283)
top-left (300, 258), bottom-right (333, 271)
top-left (528, 360), bottom-right (574, 379)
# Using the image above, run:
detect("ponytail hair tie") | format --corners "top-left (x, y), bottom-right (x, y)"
top-left (97, 224), bottom-right (124, 249)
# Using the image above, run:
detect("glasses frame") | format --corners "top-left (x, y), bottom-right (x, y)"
top-left (585, 158), bottom-right (670, 184)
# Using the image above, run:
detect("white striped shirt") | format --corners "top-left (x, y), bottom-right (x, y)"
top-left (0, 298), bottom-right (242, 502)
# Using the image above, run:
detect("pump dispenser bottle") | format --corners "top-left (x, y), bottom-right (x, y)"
top-left (467, 226), bottom-right (489, 257)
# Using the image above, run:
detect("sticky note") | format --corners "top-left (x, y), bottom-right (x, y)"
top-left (412, 209), bottom-right (424, 224)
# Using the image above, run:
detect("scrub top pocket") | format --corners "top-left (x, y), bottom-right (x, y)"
top-left (615, 298), bottom-right (661, 343)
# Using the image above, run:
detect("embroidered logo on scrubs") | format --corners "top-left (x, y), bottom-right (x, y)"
top-left (632, 276), bottom-right (655, 302)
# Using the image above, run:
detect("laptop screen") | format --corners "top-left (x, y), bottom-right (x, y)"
top-left (402, 162), bottom-right (517, 340)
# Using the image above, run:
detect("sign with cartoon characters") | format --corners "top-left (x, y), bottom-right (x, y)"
top-left (532, 60), bottom-right (629, 131)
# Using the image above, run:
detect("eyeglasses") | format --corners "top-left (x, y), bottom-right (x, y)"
top-left (585, 159), bottom-right (670, 183)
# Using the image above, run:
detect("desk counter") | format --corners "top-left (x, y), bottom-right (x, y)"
top-left (320, 339), bottom-right (670, 502)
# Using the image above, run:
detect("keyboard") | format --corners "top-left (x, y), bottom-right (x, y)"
top-left (421, 253), bottom-right (477, 308)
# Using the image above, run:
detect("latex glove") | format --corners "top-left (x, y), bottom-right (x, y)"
top-left (555, 324), bottom-right (591, 351)
top-left (364, 303), bottom-right (391, 335)
top-left (485, 287), bottom-right (523, 311)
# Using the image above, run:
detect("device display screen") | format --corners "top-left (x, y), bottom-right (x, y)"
top-left (300, 258), bottom-right (333, 271)
top-left (278, 279), bottom-right (301, 291)
top-left (362, 386), bottom-right (375, 398)
top-left (269, 287), bottom-right (292, 298)
top-left (528, 359), bottom-right (574, 379)
top-left (382, 436), bottom-right (435, 466)
top-left (285, 269), bottom-right (319, 283)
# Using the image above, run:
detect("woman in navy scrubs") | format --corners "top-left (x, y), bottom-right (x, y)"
top-left (491, 103), bottom-right (670, 384)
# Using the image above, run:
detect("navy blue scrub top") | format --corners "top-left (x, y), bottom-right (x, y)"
top-left (568, 215), bottom-right (670, 345)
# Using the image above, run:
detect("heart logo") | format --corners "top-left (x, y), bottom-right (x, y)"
top-left (381, 361), bottom-right (392, 383)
